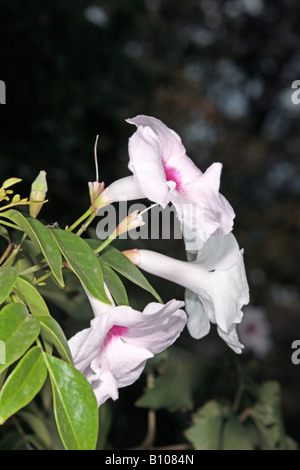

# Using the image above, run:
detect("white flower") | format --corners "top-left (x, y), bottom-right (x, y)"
top-left (68, 291), bottom-right (187, 407)
top-left (107, 115), bottom-right (235, 243)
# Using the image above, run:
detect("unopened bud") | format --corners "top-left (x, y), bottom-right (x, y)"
top-left (29, 170), bottom-right (48, 218)
top-left (116, 211), bottom-right (145, 237)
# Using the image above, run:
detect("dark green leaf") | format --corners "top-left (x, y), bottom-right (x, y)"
top-left (0, 266), bottom-right (17, 305)
top-left (99, 259), bottom-right (129, 306)
top-left (0, 347), bottom-right (47, 424)
top-left (49, 229), bottom-right (110, 304)
top-left (0, 210), bottom-right (64, 287)
top-left (0, 303), bottom-right (40, 374)
top-left (43, 353), bottom-right (98, 450)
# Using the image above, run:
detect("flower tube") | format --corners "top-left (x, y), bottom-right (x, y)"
top-left (126, 233), bottom-right (249, 354)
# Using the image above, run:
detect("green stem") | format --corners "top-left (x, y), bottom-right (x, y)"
top-left (76, 212), bottom-right (96, 236)
top-left (93, 235), bottom-right (115, 254)
top-left (19, 262), bottom-right (47, 276)
top-left (2, 233), bottom-right (27, 267)
top-left (67, 207), bottom-right (93, 233)
top-left (34, 271), bottom-right (53, 285)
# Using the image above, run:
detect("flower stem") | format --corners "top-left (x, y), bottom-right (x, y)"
top-left (93, 236), bottom-right (114, 255)
top-left (67, 207), bottom-right (93, 233)
top-left (34, 271), bottom-right (53, 285)
top-left (76, 212), bottom-right (96, 236)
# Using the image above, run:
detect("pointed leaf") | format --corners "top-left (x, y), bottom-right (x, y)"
top-left (0, 303), bottom-right (40, 374)
top-left (0, 347), bottom-right (47, 424)
top-left (99, 259), bottom-right (129, 306)
top-left (0, 266), bottom-right (17, 305)
top-left (0, 210), bottom-right (64, 286)
top-left (49, 228), bottom-right (110, 303)
top-left (43, 353), bottom-right (98, 450)
top-left (14, 275), bottom-right (50, 317)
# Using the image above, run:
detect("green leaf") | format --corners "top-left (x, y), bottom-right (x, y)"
top-left (14, 275), bottom-right (50, 317)
top-left (38, 316), bottom-right (73, 364)
top-left (49, 229), bottom-right (110, 304)
top-left (0, 303), bottom-right (40, 374)
top-left (185, 401), bottom-right (224, 450)
top-left (222, 415), bottom-right (255, 450)
top-left (43, 353), bottom-right (98, 450)
top-left (136, 347), bottom-right (211, 412)
top-left (0, 347), bottom-right (47, 424)
top-left (0, 265), bottom-right (17, 305)
top-left (99, 259), bottom-right (129, 306)
top-left (0, 210), bottom-right (64, 287)
top-left (89, 241), bottom-right (162, 303)
top-left (0, 225), bottom-right (10, 242)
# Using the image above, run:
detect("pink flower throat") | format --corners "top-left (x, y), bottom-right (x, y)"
top-left (103, 325), bottom-right (129, 348)
top-left (163, 164), bottom-right (183, 192)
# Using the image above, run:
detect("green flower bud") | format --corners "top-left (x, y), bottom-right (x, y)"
top-left (29, 170), bottom-right (48, 218)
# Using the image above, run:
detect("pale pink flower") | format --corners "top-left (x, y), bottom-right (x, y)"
top-left (108, 115), bottom-right (235, 243)
top-left (129, 233), bottom-right (249, 354)
top-left (237, 306), bottom-right (272, 358)
top-left (68, 292), bottom-right (186, 406)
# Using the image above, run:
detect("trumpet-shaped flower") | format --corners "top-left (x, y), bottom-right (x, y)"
top-left (128, 233), bottom-right (249, 354)
top-left (68, 292), bottom-right (186, 407)
top-left (108, 115), bottom-right (235, 243)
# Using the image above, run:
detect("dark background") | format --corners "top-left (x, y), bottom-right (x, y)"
top-left (0, 0), bottom-right (300, 446)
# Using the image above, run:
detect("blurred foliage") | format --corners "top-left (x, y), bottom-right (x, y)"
top-left (0, 0), bottom-right (300, 449)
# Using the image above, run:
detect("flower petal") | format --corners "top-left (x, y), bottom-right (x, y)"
top-left (90, 337), bottom-right (153, 405)
top-left (217, 324), bottom-right (244, 354)
top-left (185, 289), bottom-right (211, 339)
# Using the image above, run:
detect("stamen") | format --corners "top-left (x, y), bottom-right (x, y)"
top-left (94, 134), bottom-right (99, 182)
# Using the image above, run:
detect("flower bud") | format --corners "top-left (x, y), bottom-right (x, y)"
top-left (29, 170), bottom-right (48, 218)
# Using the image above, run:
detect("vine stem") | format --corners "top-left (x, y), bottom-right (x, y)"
top-left (0, 241), bottom-right (13, 265)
